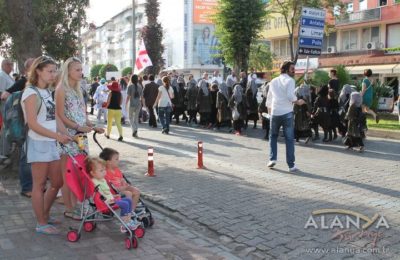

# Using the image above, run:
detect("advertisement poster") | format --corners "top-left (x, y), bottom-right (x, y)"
top-left (193, 24), bottom-right (221, 66)
top-left (193, 0), bottom-right (218, 24)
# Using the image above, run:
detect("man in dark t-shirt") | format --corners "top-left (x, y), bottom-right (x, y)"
top-left (328, 69), bottom-right (340, 97)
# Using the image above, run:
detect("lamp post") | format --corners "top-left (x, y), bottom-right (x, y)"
top-left (132, 0), bottom-right (136, 70)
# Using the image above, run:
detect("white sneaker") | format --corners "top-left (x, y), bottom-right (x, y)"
top-left (267, 160), bottom-right (276, 168)
top-left (289, 166), bottom-right (298, 173)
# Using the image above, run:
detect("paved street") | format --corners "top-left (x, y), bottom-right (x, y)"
top-left (1, 119), bottom-right (399, 260)
top-left (91, 119), bottom-right (399, 260)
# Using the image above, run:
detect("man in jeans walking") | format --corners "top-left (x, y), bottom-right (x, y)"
top-left (266, 61), bottom-right (305, 172)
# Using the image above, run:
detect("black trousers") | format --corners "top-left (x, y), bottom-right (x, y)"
top-left (148, 106), bottom-right (157, 127)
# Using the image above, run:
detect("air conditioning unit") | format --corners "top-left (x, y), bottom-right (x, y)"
top-left (366, 42), bottom-right (377, 50)
top-left (327, 46), bottom-right (336, 53)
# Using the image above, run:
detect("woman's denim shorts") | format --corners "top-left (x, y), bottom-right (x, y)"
top-left (26, 136), bottom-right (60, 163)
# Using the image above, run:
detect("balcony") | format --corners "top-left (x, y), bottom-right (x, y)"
top-left (335, 8), bottom-right (381, 26)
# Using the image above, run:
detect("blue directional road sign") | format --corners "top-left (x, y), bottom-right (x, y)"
top-left (298, 7), bottom-right (326, 56)
top-left (299, 37), bottom-right (323, 47)
top-left (301, 18), bottom-right (325, 29)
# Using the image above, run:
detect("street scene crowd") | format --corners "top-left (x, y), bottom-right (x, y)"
top-left (0, 55), bottom-right (398, 243)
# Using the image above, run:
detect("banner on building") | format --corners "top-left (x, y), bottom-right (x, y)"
top-left (193, 0), bottom-right (218, 24)
top-left (134, 40), bottom-right (153, 74)
top-left (192, 24), bottom-right (221, 66)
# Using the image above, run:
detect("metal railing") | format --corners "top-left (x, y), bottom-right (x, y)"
top-left (336, 8), bottom-right (381, 25)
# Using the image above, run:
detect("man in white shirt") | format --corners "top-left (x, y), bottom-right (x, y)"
top-left (266, 61), bottom-right (305, 172)
top-left (211, 70), bottom-right (223, 85)
top-left (0, 59), bottom-right (15, 158)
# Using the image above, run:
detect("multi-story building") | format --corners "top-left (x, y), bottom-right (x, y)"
top-left (81, 0), bottom-right (147, 72)
top-left (82, 0), bottom-right (223, 79)
top-left (264, 0), bottom-right (400, 93)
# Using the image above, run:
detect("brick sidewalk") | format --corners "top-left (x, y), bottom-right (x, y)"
top-left (0, 177), bottom-right (239, 260)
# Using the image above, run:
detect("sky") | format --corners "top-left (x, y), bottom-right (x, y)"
top-left (86, 0), bottom-right (132, 26)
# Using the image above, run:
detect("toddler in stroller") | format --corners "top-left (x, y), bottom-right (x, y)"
top-left (85, 157), bottom-right (140, 232)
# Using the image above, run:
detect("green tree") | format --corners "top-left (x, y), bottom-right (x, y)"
top-left (268, 0), bottom-right (343, 63)
top-left (311, 69), bottom-right (330, 87)
top-left (122, 67), bottom-right (133, 77)
top-left (334, 64), bottom-right (350, 90)
top-left (90, 64), bottom-right (105, 79)
top-left (142, 0), bottom-right (164, 75)
top-left (0, 0), bottom-right (89, 72)
top-left (99, 64), bottom-right (118, 79)
top-left (214, 0), bottom-right (267, 74)
top-left (248, 42), bottom-right (273, 72)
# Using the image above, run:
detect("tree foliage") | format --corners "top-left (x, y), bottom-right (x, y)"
top-left (249, 42), bottom-right (273, 72)
top-left (99, 64), bottom-right (118, 79)
top-left (214, 0), bottom-right (267, 74)
top-left (268, 0), bottom-right (343, 63)
top-left (141, 0), bottom-right (164, 75)
top-left (311, 70), bottom-right (330, 87)
top-left (90, 64), bottom-right (105, 79)
top-left (334, 64), bottom-right (351, 90)
top-left (122, 67), bottom-right (133, 77)
top-left (0, 0), bottom-right (89, 71)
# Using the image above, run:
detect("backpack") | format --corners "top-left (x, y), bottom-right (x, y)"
top-left (3, 87), bottom-right (42, 145)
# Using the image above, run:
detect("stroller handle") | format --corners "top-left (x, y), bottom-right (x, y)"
top-left (93, 131), bottom-right (104, 151)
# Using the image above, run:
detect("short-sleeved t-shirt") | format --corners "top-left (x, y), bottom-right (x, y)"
top-left (104, 168), bottom-right (124, 188)
top-left (328, 79), bottom-right (339, 94)
top-left (21, 86), bottom-right (56, 141)
top-left (127, 83), bottom-right (143, 108)
top-left (157, 86), bottom-right (174, 108)
top-left (92, 178), bottom-right (113, 202)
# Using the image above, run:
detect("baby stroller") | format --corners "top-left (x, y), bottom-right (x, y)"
top-left (62, 137), bottom-right (145, 250)
top-left (93, 132), bottom-right (155, 228)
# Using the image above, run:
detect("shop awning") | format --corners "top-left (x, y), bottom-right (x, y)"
top-left (347, 64), bottom-right (398, 75)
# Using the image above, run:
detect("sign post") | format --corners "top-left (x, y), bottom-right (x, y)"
top-left (298, 7), bottom-right (326, 56)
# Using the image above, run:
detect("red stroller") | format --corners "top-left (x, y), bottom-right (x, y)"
top-left (93, 132), bottom-right (155, 228)
top-left (62, 141), bottom-right (145, 250)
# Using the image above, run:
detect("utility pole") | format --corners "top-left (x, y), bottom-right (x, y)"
top-left (132, 0), bottom-right (136, 71)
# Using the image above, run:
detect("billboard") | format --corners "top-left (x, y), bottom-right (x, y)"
top-left (192, 24), bottom-right (221, 66)
top-left (193, 0), bottom-right (218, 24)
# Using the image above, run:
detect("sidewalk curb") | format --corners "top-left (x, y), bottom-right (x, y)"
top-left (367, 129), bottom-right (400, 140)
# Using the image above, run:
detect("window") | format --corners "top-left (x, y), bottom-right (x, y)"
top-left (322, 33), bottom-right (337, 52)
top-left (279, 39), bottom-right (287, 57)
top-left (379, 0), bottom-right (387, 6)
top-left (342, 30), bottom-right (358, 51)
top-left (361, 27), bottom-right (380, 48)
top-left (387, 24), bottom-right (400, 48)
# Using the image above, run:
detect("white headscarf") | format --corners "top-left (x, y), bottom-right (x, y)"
top-left (248, 74), bottom-right (258, 98)
top-left (218, 82), bottom-right (229, 100)
top-left (198, 79), bottom-right (209, 96)
top-left (350, 92), bottom-right (362, 107)
top-left (233, 84), bottom-right (243, 103)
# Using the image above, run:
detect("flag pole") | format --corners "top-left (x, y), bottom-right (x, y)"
top-left (132, 0), bottom-right (136, 71)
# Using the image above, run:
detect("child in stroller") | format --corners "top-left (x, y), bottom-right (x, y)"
top-left (85, 156), bottom-right (140, 232)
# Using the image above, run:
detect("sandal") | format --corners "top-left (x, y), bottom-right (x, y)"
top-left (20, 192), bottom-right (32, 198)
top-left (64, 210), bottom-right (82, 221)
top-left (36, 224), bottom-right (60, 235)
top-left (48, 216), bottom-right (62, 225)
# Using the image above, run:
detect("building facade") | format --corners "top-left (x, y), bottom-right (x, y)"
top-left (81, 0), bottom-right (147, 73)
top-left (264, 0), bottom-right (400, 91)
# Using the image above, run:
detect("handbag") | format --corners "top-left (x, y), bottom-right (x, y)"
top-left (232, 107), bottom-right (240, 120)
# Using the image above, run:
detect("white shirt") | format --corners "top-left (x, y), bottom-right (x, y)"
top-left (21, 87), bottom-right (57, 141)
top-left (93, 84), bottom-right (109, 109)
top-left (0, 70), bottom-right (14, 92)
top-left (266, 74), bottom-right (297, 116)
top-left (157, 86), bottom-right (174, 107)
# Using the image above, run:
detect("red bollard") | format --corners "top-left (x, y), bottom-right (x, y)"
top-left (145, 147), bottom-right (156, 177)
top-left (197, 141), bottom-right (205, 169)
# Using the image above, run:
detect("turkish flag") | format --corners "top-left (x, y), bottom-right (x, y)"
top-left (134, 40), bottom-right (153, 74)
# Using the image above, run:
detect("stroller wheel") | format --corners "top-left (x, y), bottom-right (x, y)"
top-left (141, 217), bottom-right (149, 228)
top-left (149, 216), bottom-right (155, 227)
top-left (67, 230), bottom-right (80, 242)
top-left (135, 226), bottom-right (145, 238)
top-left (125, 237), bottom-right (132, 250)
top-left (132, 237), bottom-right (138, 249)
top-left (84, 222), bottom-right (96, 232)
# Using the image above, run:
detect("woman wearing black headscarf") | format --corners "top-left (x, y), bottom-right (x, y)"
top-left (312, 85), bottom-right (331, 142)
